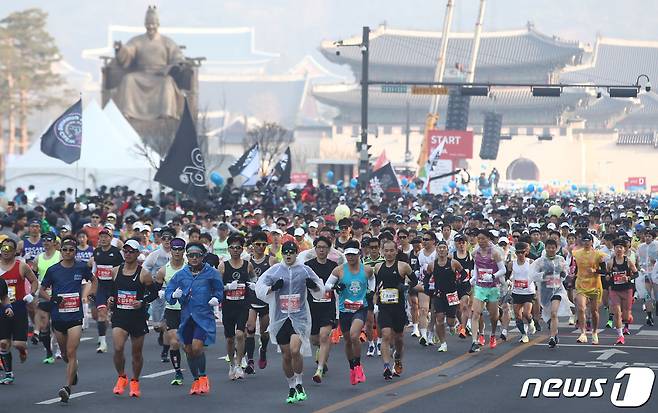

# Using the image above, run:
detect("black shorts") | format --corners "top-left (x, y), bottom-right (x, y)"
top-left (551, 295), bottom-right (562, 302)
top-left (310, 306), bottom-right (335, 336)
top-left (164, 308), bottom-right (181, 331)
top-left (339, 308), bottom-right (368, 333)
top-left (432, 296), bottom-right (458, 318)
top-left (276, 318), bottom-right (297, 345)
top-left (512, 293), bottom-right (535, 305)
top-left (96, 282), bottom-right (113, 309)
top-left (0, 309), bottom-right (28, 341)
top-left (112, 314), bottom-right (149, 337)
top-left (377, 305), bottom-right (407, 333)
top-left (457, 282), bottom-right (471, 299)
top-left (222, 303), bottom-right (248, 338)
top-left (249, 305), bottom-right (269, 317)
top-left (52, 319), bottom-right (83, 334)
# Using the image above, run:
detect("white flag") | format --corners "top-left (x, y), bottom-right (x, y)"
top-left (240, 146), bottom-right (261, 186)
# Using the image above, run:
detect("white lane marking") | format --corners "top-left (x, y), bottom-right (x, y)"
top-left (590, 348), bottom-right (628, 360)
top-left (544, 343), bottom-right (658, 350)
top-left (143, 369), bottom-right (176, 378)
top-left (637, 330), bottom-right (658, 336)
top-left (80, 337), bottom-right (93, 342)
top-left (36, 391), bottom-right (95, 405)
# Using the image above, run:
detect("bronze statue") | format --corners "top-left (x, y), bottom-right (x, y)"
top-left (113, 6), bottom-right (185, 120)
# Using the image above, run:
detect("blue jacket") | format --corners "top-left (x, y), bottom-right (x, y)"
top-left (165, 263), bottom-right (223, 345)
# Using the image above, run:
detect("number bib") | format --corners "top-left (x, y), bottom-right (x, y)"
top-left (379, 288), bottom-right (399, 304)
top-left (343, 299), bottom-right (364, 312)
top-left (313, 290), bottom-right (333, 303)
top-left (117, 290), bottom-right (138, 310)
top-left (427, 276), bottom-right (435, 291)
top-left (446, 291), bottom-right (459, 306)
top-left (58, 293), bottom-right (80, 313)
top-left (7, 285), bottom-right (16, 303)
top-left (514, 279), bottom-right (529, 289)
top-left (612, 272), bottom-right (627, 285)
top-left (478, 269), bottom-right (493, 283)
top-left (545, 275), bottom-right (561, 288)
top-left (96, 265), bottom-right (113, 281)
top-left (226, 284), bottom-right (246, 301)
top-left (279, 294), bottom-right (301, 313)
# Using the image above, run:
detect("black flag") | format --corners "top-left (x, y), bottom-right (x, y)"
top-left (40, 99), bottom-right (82, 164)
top-left (154, 100), bottom-right (208, 199)
top-left (369, 162), bottom-right (400, 194)
top-left (267, 147), bottom-right (292, 185)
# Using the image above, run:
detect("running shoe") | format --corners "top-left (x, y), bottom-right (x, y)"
top-left (228, 365), bottom-right (236, 381)
top-left (331, 328), bottom-right (342, 344)
top-left (286, 388), bottom-right (298, 404)
top-left (161, 352), bottom-right (169, 363)
top-left (198, 376), bottom-right (209, 394)
top-left (171, 371), bottom-right (184, 386)
top-left (383, 367), bottom-right (393, 380)
top-left (615, 335), bottom-right (625, 345)
top-left (393, 359), bottom-right (403, 377)
top-left (234, 366), bottom-right (245, 380)
top-left (295, 384), bottom-right (307, 401)
top-left (568, 315), bottom-right (575, 326)
top-left (528, 321), bottom-right (537, 335)
top-left (438, 342), bottom-right (448, 352)
top-left (647, 317), bottom-right (654, 327)
top-left (359, 331), bottom-right (367, 343)
top-left (245, 359), bottom-right (255, 375)
top-left (258, 347), bottom-right (267, 369)
top-left (96, 342), bottom-right (107, 354)
top-left (468, 342), bottom-right (480, 353)
top-left (367, 343), bottom-right (375, 357)
top-left (313, 367), bottom-right (323, 383)
top-left (606, 319), bottom-right (613, 329)
top-left (349, 368), bottom-right (358, 386)
top-left (18, 348), bottom-right (27, 363)
top-left (42, 356), bottom-right (55, 365)
top-left (548, 336), bottom-right (556, 348)
top-left (520, 334), bottom-right (529, 344)
top-left (129, 379), bottom-right (140, 397)
top-left (577, 333), bottom-right (588, 343)
top-left (355, 365), bottom-right (366, 383)
top-left (500, 329), bottom-right (507, 342)
top-left (534, 320), bottom-right (542, 332)
top-left (489, 336), bottom-right (497, 349)
top-left (419, 336), bottom-right (428, 346)
top-left (55, 350), bottom-right (62, 360)
top-left (623, 326), bottom-right (630, 335)
top-left (377, 341), bottom-right (382, 356)
top-left (458, 325), bottom-right (467, 339)
top-left (113, 376), bottom-right (128, 395)
top-left (0, 372), bottom-right (14, 385)
top-left (59, 386), bottom-right (70, 403)
top-left (411, 326), bottom-right (420, 337)
top-left (477, 334), bottom-right (485, 346)
top-left (189, 379), bottom-right (200, 395)
top-left (449, 326), bottom-right (456, 336)
top-left (591, 332), bottom-right (599, 345)
top-left (30, 333), bottom-right (39, 346)
top-left (241, 356), bottom-right (248, 369)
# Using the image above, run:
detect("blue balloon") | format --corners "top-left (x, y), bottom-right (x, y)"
top-left (459, 185), bottom-right (466, 192)
top-left (526, 184), bottom-right (535, 192)
top-left (210, 171), bottom-right (224, 186)
top-left (571, 184), bottom-right (578, 191)
top-left (537, 187), bottom-right (543, 192)
top-left (401, 177), bottom-right (409, 186)
top-left (442, 185), bottom-right (449, 192)
top-left (326, 170), bottom-right (334, 180)
top-left (336, 179), bottom-right (343, 187)
top-left (449, 181), bottom-right (457, 189)
top-left (609, 185), bottom-right (615, 192)
top-left (482, 188), bottom-right (492, 198)
top-left (651, 198), bottom-right (658, 209)
top-left (350, 178), bottom-right (358, 188)
top-left (421, 188), bottom-right (428, 195)
top-left (409, 182), bottom-right (416, 190)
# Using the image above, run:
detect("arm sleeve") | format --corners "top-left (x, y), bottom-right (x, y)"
top-left (494, 260), bottom-right (506, 280)
top-left (142, 251), bottom-right (158, 274)
top-left (324, 275), bottom-right (339, 291)
top-left (406, 267), bottom-right (418, 289)
top-left (255, 265), bottom-right (275, 301)
top-left (367, 274), bottom-right (376, 291)
top-left (470, 263), bottom-right (478, 286)
top-left (164, 273), bottom-right (178, 305)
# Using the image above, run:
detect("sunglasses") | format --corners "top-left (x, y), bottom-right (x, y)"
top-left (187, 252), bottom-right (203, 258)
top-left (1, 245), bottom-right (15, 252)
top-left (161, 236), bottom-right (173, 241)
top-left (171, 247), bottom-right (185, 251)
top-left (61, 247), bottom-right (76, 253)
top-left (339, 226), bottom-right (349, 230)
top-left (282, 250), bottom-right (297, 255)
top-left (422, 238), bottom-right (432, 242)
top-left (229, 245), bottom-right (243, 250)
top-left (398, 235), bottom-right (407, 239)
top-left (123, 248), bottom-right (139, 254)
top-left (253, 242), bottom-right (268, 247)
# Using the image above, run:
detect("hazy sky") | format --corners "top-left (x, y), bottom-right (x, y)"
top-left (3, 0), bottom-right (658, 76)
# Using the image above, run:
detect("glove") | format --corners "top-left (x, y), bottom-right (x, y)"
top-left (366, 290), bottom-right (375, 302)
top-left (87, 294), bottom-right (96, 304)
top-left (158, 290), bottom-right (165, 299)
top-left (172, 288), bottom-right (183, 299)
top-left (271, 279), bottom-right (284, 291)
top-left (305, 278), bottom-right (319, 291)
top-left (227, 280), bottom-right (239, 291)
top-left (208, 297), bottom-right (219, 306)
top-left (51, 295), bottom-right (63, 305)
top-left (334, 282), bottom-right (346, 292)
top-left (247, 282), bottom-right (256, 291)
top-left (23, 293), bottom-right (34, 304)
top-left (373, 304), bottom-right (379, 314)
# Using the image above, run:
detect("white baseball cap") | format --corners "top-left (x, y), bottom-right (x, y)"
top-left (124, 239), bottom-right (140, 250)
top-left (309, 221), bottom-right (319, 228)
top-left (294, 228), bottom-right (305, 236)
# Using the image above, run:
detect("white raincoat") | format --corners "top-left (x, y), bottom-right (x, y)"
top-left (530, 252), bottom-right (574, 322)
top-left (255, 258), bottom-right (324, 356)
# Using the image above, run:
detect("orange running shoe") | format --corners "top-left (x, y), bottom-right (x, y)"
top-left (113, 376), bottom-right (128, 395)
top-left (458, 326), bottom-right (467, 339)
top-left (198, 376), bottom-right (210, 394)
top-left (359, 331), bottom-right (367, 343)
top-left (393, 359), bottom-right (403, 377)
top-left (330, 327), bottom-right (342, 344)
top-left (478, 334), bottom-right (485, 346)
top-left (489, 336), bottom-right (497, 349)
top-left (189, 379), bottom-right (200, 395)
top-left (129, 379), bottom-right (141, 397)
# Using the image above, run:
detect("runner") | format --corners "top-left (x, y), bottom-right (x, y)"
top-left (375, 240), bottom-right (416, 379)
top-left (246, 232), bottom-right (277, 373)
top-left (606, 239), bottom-right (638, 345)
top-left (509, 242), bottom-right (535, 344)
top-left (255, 240), bottom-right (325, 403)
top-left (362, 236), bottom-right (384, 356)
top-left (453, 234), bottom-right (473, 339)
top-left (324, 240), bottom-right (375, 386)
top-left (165, 242), bottom-right (224, 396)
top-left (416, 231), bottom-right (437, 346)
top-left (109, 239), bottom-right (157, 397)
top-left (156, 237), bottom-right (187, 385)
top-left (304, 236), bottom-right (338, 383)
top-left (572, 233), bottom-right (607, 344)
top-left (407, 236), bottom-right (422, 337)
top-left (0, 239), bottom-right (38, 384)
top-left (34, 232), bottom-right (61, 363)
top-left (218, 234), bottom-right (255, 380)
top-left (38, 236), bottom-right (96, 402)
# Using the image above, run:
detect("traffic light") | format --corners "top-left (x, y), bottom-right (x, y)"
top-left (479, 112), bottom-right (503, 160)
top-left (445, 87), bottom-right (471, 131)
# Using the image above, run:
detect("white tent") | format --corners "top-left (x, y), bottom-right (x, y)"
top-left (5, 100), bottom-right (158, 196)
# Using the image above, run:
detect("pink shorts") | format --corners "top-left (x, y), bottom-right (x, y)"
top-left (608, 288), bottom-right (633, 310)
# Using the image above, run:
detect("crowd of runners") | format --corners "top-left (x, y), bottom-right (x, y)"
top-left (1, 184), bottom-right (656, 403)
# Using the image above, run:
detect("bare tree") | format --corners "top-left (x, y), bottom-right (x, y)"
top-left (246, 122), bottom-right (292, 174)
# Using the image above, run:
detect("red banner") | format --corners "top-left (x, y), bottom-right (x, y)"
top-left (290, 172), bottom-right (309, 184)
top-left (627, 177), bottom-right (646, 187)
top-left (651, 185), bottom-right (658, 193)
top-left (427, 130), bottom-right (474, 160)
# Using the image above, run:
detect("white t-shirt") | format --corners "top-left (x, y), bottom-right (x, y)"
top-left (511, 260), bottom-right (535, 295)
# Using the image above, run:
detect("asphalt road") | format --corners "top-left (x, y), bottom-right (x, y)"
top-left (2, 304), bottom-right (657, 412)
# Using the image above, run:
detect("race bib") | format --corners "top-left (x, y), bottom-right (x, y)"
top-left (226, 283), bottom-right (246, 301)
top-left (7, 285), bottom-right (16, 303)
top-left (514, 279), bottom-right (529, 289)
top-left (612, 271), bottom-right (627, 285)
top-left (379, 288), bottom-right (399, 304)
top-left (116, 290), bottom-right (138, 310)
top-left (343, 299), bottom-right (363, 312)
top-left (58, 293), bottom-right (80, 313)
top-left (545, 275), bottom-right (561, 288)
top-left (96, 265), bottom-right (113, 281)
top-left (446, 291), bottom-right (459, 306)
top-left (478, 269), bottom-right (493, 283)
top-left (313, 290), bottom-right (333, 303)
top-left (279, 294), bottom-right (301, 313)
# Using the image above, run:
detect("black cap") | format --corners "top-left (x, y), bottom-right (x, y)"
top-left (581, 233), bottom-right (593, 241)
top-left (281, 241), bottom-right (299, 254)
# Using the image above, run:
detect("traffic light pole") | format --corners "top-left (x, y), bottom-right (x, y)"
top-left (359, 26), bottom-right (370, 187)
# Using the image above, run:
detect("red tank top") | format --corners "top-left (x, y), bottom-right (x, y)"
top-left (1, 261), bottom-right (25, 303)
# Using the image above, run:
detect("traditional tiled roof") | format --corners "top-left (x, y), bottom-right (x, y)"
top-left (616, 93), bottom-right (658, 130)
top-left (571, 97), bottom-right (637, 128)
top-left (320, 24), bottom-right (585, 82)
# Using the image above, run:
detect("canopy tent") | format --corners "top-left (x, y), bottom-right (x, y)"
top-left (5, 99), bottom-right (158, 196)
